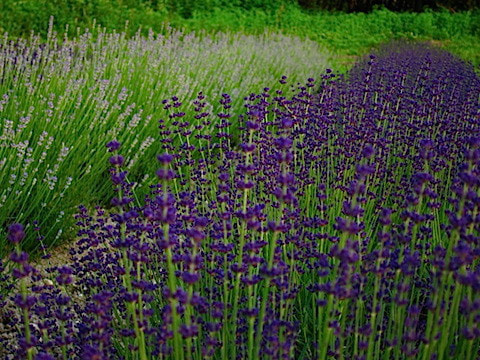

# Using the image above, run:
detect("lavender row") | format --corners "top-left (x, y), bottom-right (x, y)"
top-left (1, 43), bottom-right (479, 359)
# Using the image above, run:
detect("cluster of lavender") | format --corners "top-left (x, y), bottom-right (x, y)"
top-left (0, 28), bottom-right (328, 254)
top-left (1, 43), bottom-right (479, 359)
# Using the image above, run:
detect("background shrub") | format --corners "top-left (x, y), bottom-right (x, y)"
top-left (297, 0), bottom-right (480, 12)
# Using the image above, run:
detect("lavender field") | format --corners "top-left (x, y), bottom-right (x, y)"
top-left (0, 32), bottom-right (480, 360)
top-left (0, 28), bottom-right (329, 254)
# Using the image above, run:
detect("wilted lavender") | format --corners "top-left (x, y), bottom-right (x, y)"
top-left (1, 43), bottom-right (479, 360)
top-left (0, 27), bottom-right (330, 254)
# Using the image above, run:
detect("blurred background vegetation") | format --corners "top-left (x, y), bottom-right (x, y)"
top-left (297, 0), bottom-right (480, 11)
top-left (0, 0), bottom-right (479, 69)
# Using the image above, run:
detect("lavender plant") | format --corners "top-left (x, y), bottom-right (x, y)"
top-left (1, 43), bottom-right (479, 360)
top-left (0, 27), bottom-right (330, 254)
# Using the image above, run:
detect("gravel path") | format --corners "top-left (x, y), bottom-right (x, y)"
top-left (0, 241), bottom-right (84, 359)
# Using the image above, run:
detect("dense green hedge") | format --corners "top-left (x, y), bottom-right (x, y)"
top-left (1, 1), bottom-right (479, 38)
top-left (1, 0), bottom-right (478, 37)
top-left (0, 0), bottom-right (290, 34)
top-left (298, 0), bottom-right (480, 12)
top-left (0, 0), bottom-right (168, 36)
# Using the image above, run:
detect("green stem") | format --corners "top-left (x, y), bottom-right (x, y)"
top-left (166, 240), bottom-right (183, 360)
top-left (318, 294), bottom-right (334, 360)
top-left (254, 231), bottom-right (279, 358)
top-left (367, 241), bottom-right (384, 360)
top-left (184, 244), bottom-right (198, 360)
top-left (231, 130), bottom-right (253, 359)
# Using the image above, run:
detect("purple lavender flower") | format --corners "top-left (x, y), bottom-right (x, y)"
top-left (8, 223), bottom-right (25, 244)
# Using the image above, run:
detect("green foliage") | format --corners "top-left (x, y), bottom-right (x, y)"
top-left (0, 0), bottom-right (290, 35)
top-left (0, 0), bottom-right (169, 37)
top-left (297, 0), bottom-right (480, 12)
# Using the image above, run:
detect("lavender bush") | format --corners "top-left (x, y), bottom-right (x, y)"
top-left (1, 43), bottom-right (479, 359)
top-left (0, 27), bottom-right (330, 254)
